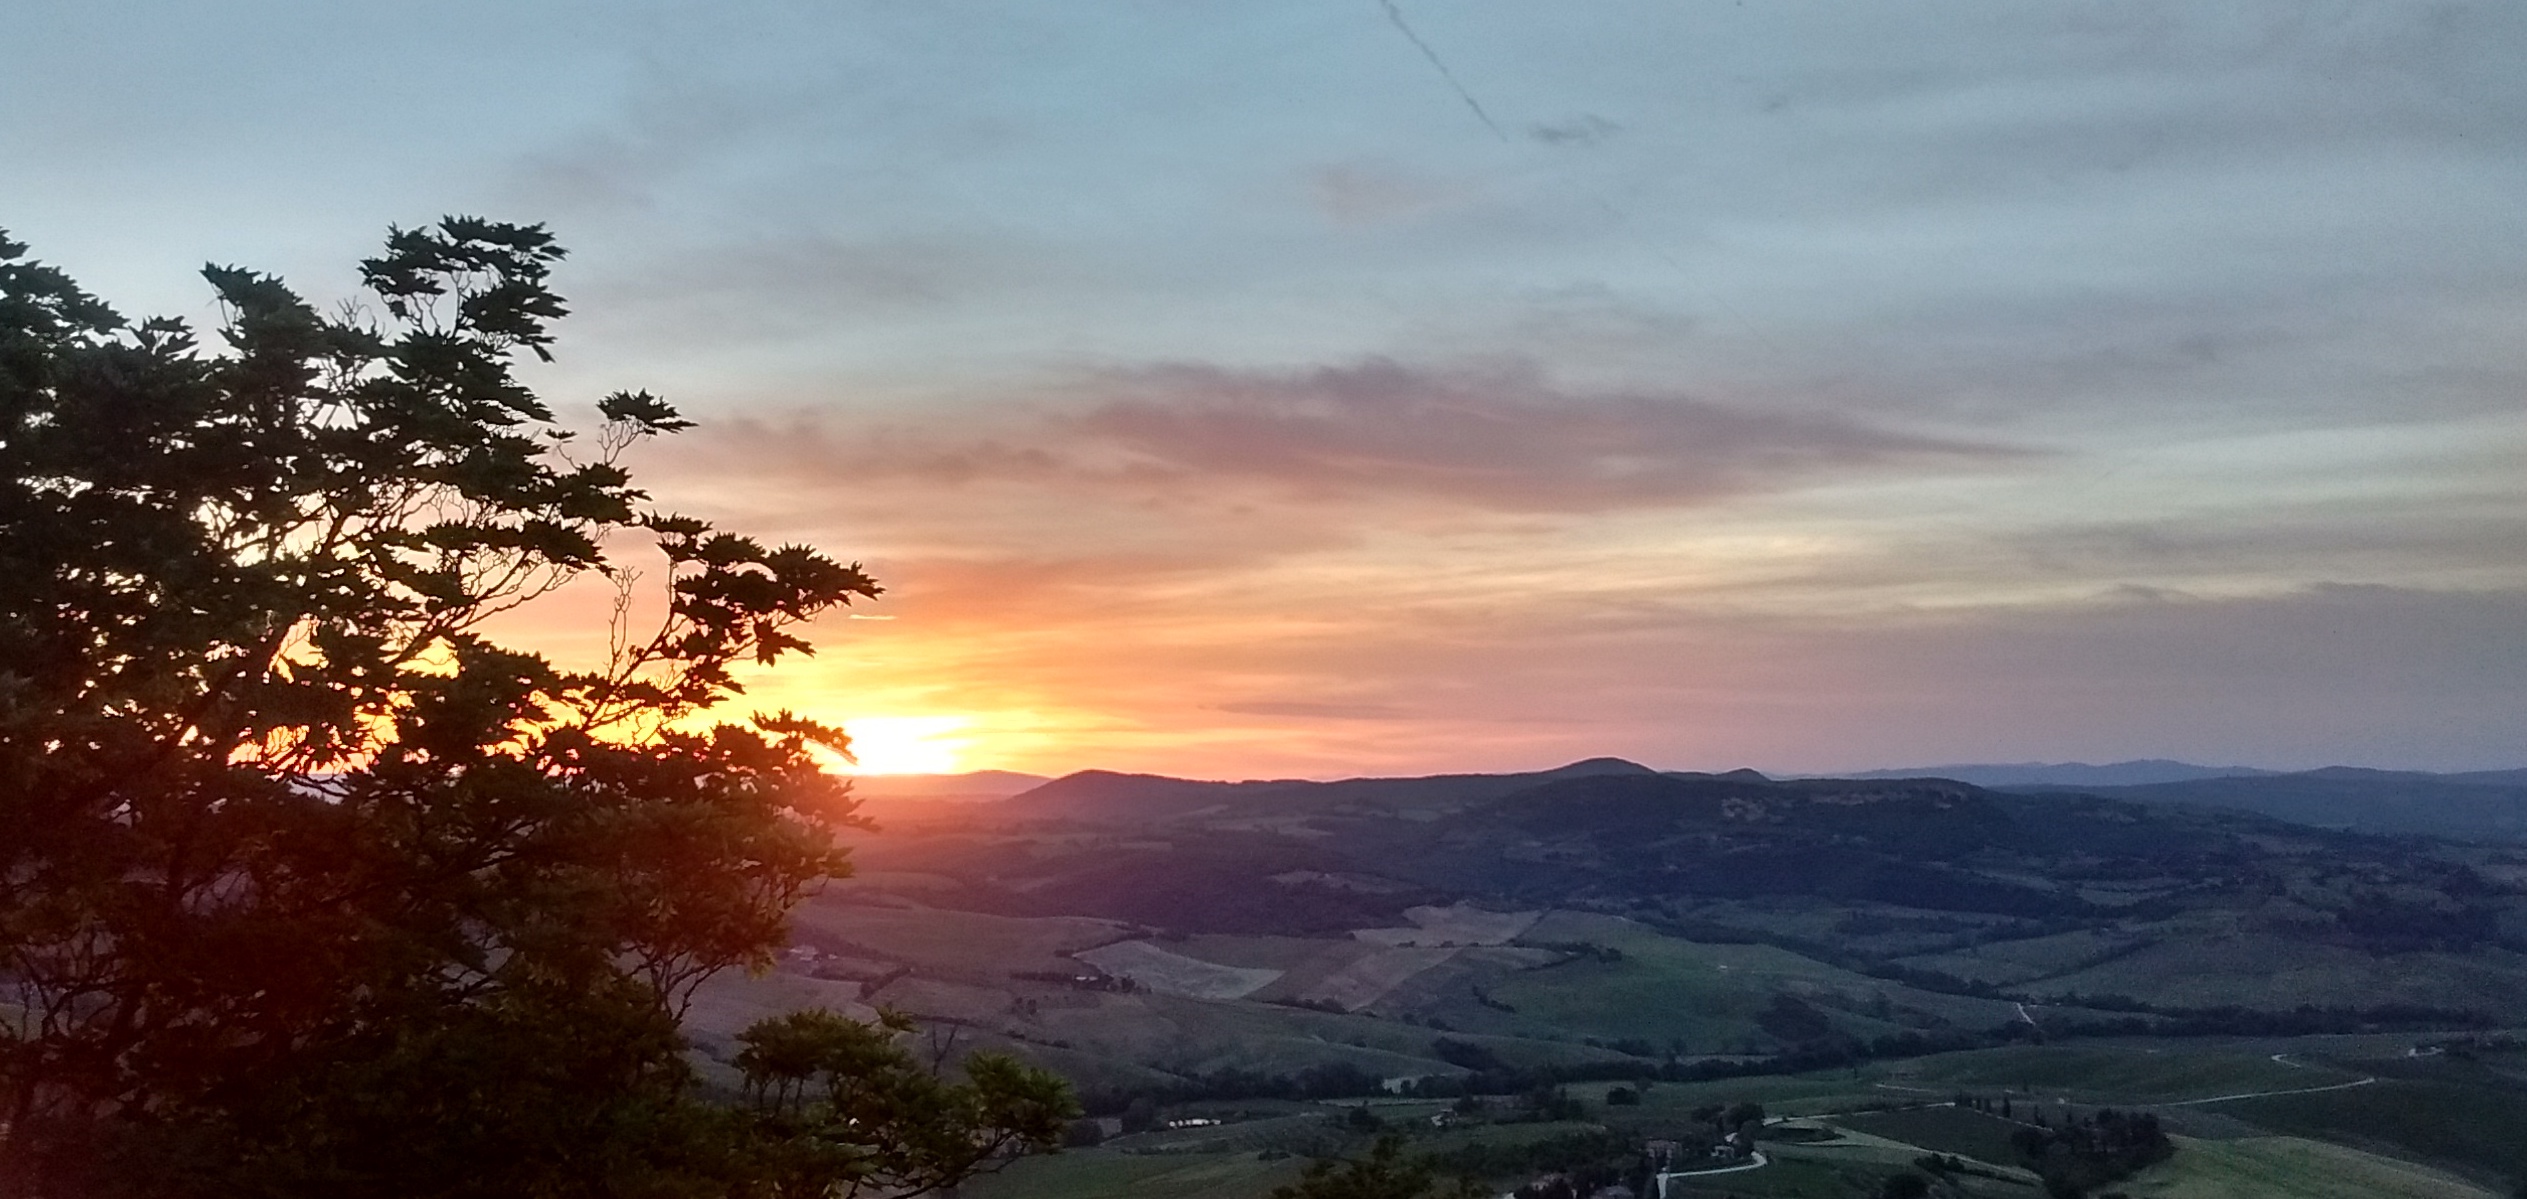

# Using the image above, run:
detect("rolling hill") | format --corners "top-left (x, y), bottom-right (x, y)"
top-left (674, 758), bottom-right (2527, 1194)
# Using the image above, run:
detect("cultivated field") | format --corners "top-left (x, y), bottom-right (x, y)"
top-left (1291, 945), bottom-right (1460, 1011)
top-left (1353, 904), bottom-right (1542, 947)
top-left (787, 895), bottom-right (1129, 979)
top-left (1075, 941), bottom-right (1285, 1000)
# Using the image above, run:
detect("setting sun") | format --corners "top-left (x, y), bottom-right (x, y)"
top-left (832, 715), bottom-right (971, 776)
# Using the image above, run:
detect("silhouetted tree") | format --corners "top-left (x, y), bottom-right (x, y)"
top-left (0, 220), bottom-right (1068, 1196)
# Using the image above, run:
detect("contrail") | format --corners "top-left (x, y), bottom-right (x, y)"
top-left (1377, 0), bottom-right (1511, 142)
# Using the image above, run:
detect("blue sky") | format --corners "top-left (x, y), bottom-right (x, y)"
top-left (8, 1), bottom-right (2524, 774)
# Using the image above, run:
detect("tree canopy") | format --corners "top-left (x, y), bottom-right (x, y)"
top-left (0, 219), bottom-right (1069, 1197)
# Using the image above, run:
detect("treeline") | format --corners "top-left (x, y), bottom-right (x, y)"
top-left (1861, 959), bottom-right (2495, 1034)
top-left (2008, 1108), bottom-right (2171, 1198)
top-left (1007, 969), bottom-right (1140, 993)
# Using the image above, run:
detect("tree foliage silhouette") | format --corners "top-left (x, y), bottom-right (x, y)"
top-left (0, 220), bottom-right (1068, 1196)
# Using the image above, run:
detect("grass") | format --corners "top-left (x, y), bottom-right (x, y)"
top-left (957, 1147), bottom-right (1306, 1199)
top-left (2025, 933), bottom-right (2527, 1020)
top-left (1618, 1075), bottom-right (1891, 1122)
top-left (2222, 1074), bottom-right (2527, 1186)
top-left (1889, 1044), bottom-right (2354, 1102)
top-left (1738, 1144), bottom-right (2005, 1199)
top-left (1497, 913), bottom-right (2022, 1051)
top-left (1494, 913), bottom-right (1868, 1050)
top-left (1690, 1154), bottom-right (1872, 1198)
top-left (1832, 1106), bottom-right (2027, 1168)
top-left (2117, 1134), bottom-right (2496, 1199)
top-left (1896, 928), bottom-right (2145, 986)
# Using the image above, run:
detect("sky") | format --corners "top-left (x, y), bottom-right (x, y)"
top-left (6, 1), bottom-right (2524, 777)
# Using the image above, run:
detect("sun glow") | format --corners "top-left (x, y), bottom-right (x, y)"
top-left (834, 715), bottom-right (972, 775)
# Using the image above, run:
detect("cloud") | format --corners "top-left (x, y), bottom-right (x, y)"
top-left (1053, 359), bottom-right (2022, 512)
top-left (673, 358), bottom-right (2024, 520)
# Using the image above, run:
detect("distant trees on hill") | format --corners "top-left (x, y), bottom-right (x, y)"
top-left (2009, 1108), bottom-right (2171, 1198)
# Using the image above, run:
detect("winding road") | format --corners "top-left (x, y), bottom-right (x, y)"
top-left (1654, 1150), bottom-right (1770, 1189)
top-left (2153, 1053), bottom-right (2377, 1107)
top-left (1866, 1052), bottom-right (2380, 1110)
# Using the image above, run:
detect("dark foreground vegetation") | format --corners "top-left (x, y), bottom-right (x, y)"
top-left (0, 223), bottom-right (1069, 1197)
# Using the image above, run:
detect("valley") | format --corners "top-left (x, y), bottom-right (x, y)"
top-left (683, 759), bottom-right (2527, 1196)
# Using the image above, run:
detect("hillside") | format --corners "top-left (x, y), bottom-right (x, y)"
top-left (2006, 769), bottom-right (2527, 842)
top-left (676, 760), bottom-right (2527, 1193)
top-left (699, 762), bottom-right (2527, 1070)
top-left (1837, 760), bottom-right (2277, 787)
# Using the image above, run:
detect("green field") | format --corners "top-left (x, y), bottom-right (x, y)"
top-left (697, 890), bottom-right (2527, 1198)
top-left (2118, 1135), bottom-right (2495, 1199)
top-left (2024, 933), bottom-right (2527, 1021)
top-left (948, 1037), bottom-right (2527, 1199)
top-left (2222, 1073), bottom-right (2527, 1186)
top-left (1615, 1075), bottom-right (1890, 1123)
top-left (1490, 912), bottom-right (2017, 1052)
top-left (1896, 927), bottom-right (2147, 986)
top-left (1667, 1152), bottom-right (1904, 1199)
top-left (1886, 1044), bottom-right (2355, 1102)
top-left (1833, 1106), bottom-right (2027, 1168)
top-left (957, 1148), bottom-right (1306, 1199)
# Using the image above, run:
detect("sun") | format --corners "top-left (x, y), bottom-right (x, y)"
top-left (833, 715), bottom-right (970, 775)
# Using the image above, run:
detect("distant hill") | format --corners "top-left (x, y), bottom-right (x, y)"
top-left (722, 755), bottom-right (2527, 1188)
top-left (961, 763), bottom-right (2449, 937)
top-left (867, 761), bottom-right (2527, 843)
top-left (1826, 760), bottom-right (2527, 841)
top-left (1834, 760), bottom-right (2276, 788)
top-left (817, 759), bottom-right (2527, 992)
top-left (846, 770), bottom-right (1049, 800)
top-left (2014, 770), bottom-right (2527, 841)
top-left (1007, 756), bottom-right (1662, 821)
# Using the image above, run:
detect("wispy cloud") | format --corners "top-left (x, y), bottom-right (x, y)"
top-left (723, 358), bottom-right (2026, 515)
top-left (1063, 359), bottom-right (2022, 510)
top-left (28, 0), bottom-right (2524, 775)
